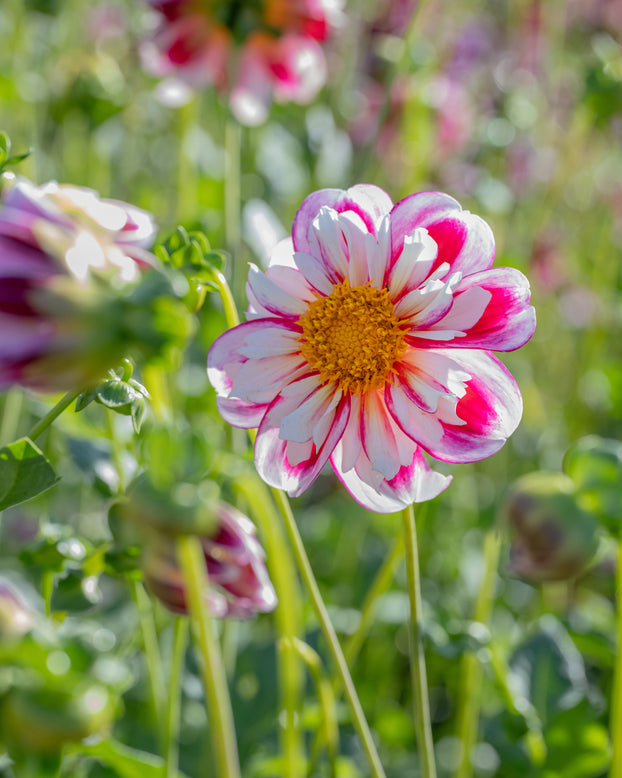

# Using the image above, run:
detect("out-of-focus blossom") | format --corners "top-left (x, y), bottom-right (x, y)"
top-left (208, 184), bottom-right (536, 513)
top-left (503, 471), bottom-right (600, 582)
top-left (0, 174), bottom-right (189, 392)
top-left (141, 0), bottom-right (341, 125)
top-left (143, 502), bottom-right (277, 619)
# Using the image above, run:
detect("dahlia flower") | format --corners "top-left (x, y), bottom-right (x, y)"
top-left (208, 185), bottom-right (536, 513)
top-left (142, 502), bottom-right (277, 618)
top-left (141, 0), bottom-right (340, 125)
top-left (0, 175), bottom-right (183, 392)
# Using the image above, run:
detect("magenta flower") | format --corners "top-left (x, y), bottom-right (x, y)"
top-left (141, 0), bottom-right (340, 125)
top-left (143, 502), bottom-right (277, 619)
top-left (0, 175), bottom-right (161, 392)
top-left (208, 185), bottom-right (536, 513)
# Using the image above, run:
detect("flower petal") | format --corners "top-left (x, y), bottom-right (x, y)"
top-left (255, 378), bottom-right (350, 496)
top-left (389, 349), bottom-right (523, 464)
top-left (246, 263), bottom-right (310, 318)
top-left (440, 267), bottom-right (536, 351)
top-left (293, 185), bottom-right (394, 253)
top-left (387, 227), bottom-right (438, 300)
top-left (330, 443), bottom-right (452, 513)
top-left (390, 191), bottom-right (495, 279)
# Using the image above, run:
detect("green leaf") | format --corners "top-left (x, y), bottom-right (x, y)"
top-left (51, 570), bottom-right (102, 612)
top-left (564, 435), bottom-right (622, 531)
top-left (0, 437), bottom-right (59, 511)
top-left (73, 736), bottom-right (189, 778)
top-left (0, 131), bottom-right (9, 168)
top-left (541, 700), bottom-right (611, 778)
top-left (509, 615), bottom-right (588, 728)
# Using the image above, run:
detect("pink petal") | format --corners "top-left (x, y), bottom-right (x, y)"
top-left (387, 228), bottom-right (438, 300)
top-left (330, 443), bottom-right (452, 513)
top-left (389, 349), bottom-right (523, 464)
top-left (390, 192), bottom-right (495, 279)
top-left (360, 390), bottom-right (417, 480)
top-left (246, 263), bottom-right (310, 319)
top-left (438, 268), bottom-right (536, 351)
top-left (0, 236), bottom-right (54, 278)
top-left (254, 378), bottom-right (350, 496)
top-left (293, 185), bottom-right (394, 254)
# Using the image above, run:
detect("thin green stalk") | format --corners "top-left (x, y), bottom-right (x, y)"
top-left (235, 473), bottom-right (305, 778)
top-left (453, 527), bottom-right (502, 778)
top-left (610, 539), bottom-right (622, 778)
top-left (176, 534), bottom-right (241, 778)
top-left (206, 267), bottom-right (241, 328)
top-left (344, 533), bottom-right (404, 669)
top-left (224, 116), bottom-right (243, 304)
top-left (28, 388), bottom-right (82, 442)
top-left (271, 487), bottom-right (387, 778)
top-left (132, 580), bottom-right (166, 746)
top-left (0, 387), bottom-right (23, 445)
top-left (401, 504), bottom-right (436, 778)
top-left (165, 617), bottom-right (189, 778)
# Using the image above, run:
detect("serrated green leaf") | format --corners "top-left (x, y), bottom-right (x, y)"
top-left (0, 437), bottom-right (59, 511)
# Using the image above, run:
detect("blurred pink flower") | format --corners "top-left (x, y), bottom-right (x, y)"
top-left (141, 0), bottom-right (340, 125)
top-left (143, 502), bottom-right (277, 619)
top-left (0, 175), bottom-right (158, 392)
top-left (208, 184), bottom-right (536, 513)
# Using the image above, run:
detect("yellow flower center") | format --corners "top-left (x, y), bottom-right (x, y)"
top-left (297, 281), bottom-right (406, 395)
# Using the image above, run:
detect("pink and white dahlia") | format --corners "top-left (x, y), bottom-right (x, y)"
top-left (141, 0), bottom-right (340, 125)
top-left (208, 185), bottom-right (536, 513)
top-left (0, 175), bottom-right (172, 392)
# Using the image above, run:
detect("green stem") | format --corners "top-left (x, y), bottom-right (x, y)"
top-left (132, 580), bottom-right (166, 746)
top-left (235, 474), bottom-right (305, 778)
top-left (224, 116), bottom-right (243, 305)
top-left (453, 527), bottom-right (502, 778)
top-left (165, 617), bottom-right (189, 778)
top-left (610, 539), bottom-right (622, 778)
top-left (401, 504), bottom-right (436, 778)
top-left (176, 534), bottom-right (241, 778)
top-left (343, 533), bottom-right (404, 669)
top-left (271, 487), bottom-right (387, 778)
top-left (0, 387), bottom-right (23, 445)
top-left (207, 267), bottom-right (241, 328)
top-left (28, 388), bottom-right (82, 442)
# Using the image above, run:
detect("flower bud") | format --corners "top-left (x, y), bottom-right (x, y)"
top-left (1, 682), bottom-right (114, 754)
top-left (142, 502), bottom-right (277, 619)
top-left (0, 176), bottom-right (192, 391)
top-left (502, 471), bottom-right (600, 582)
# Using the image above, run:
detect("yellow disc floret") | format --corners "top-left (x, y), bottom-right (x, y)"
top-left (297, 281), bottom-right (406, 395)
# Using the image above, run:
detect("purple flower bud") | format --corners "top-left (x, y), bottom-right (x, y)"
top-left (502, 471), bottom-right (600, 583)
top-left (142, 502), bottom-right (277, 619)
top-left (0, 175), bottom-right (190, 391)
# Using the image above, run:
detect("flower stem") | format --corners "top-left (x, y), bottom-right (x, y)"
top-left (236, 473), bottom-right (305, 778)
top-left (165, 617), bottom-right (189, 778)
top-left (224, 116), bottom-right (244, 305)
top-left (453, 527), bottom-right (502, 778)
top-left (271, 487), bottom-right (387, 778)
top-left (0, 387), bottom-right (23, 445)
top-left (206, 267), bottom-right (241, 328)
top-left (132, 580), bottom-right (166, 746)
top-left (401, 504), bottom-right (437, 778)
top-left (28, 388), bottom-right (82, 442)
top-left (610, 538), bottom-right (622, 778)
top-left (176, 534), bottom-right (241, 778)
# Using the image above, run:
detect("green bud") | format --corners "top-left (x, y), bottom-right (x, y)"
top-left (502, 471), bottom-right (600, 582)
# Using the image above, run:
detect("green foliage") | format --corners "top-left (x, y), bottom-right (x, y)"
top-left (0, 438), bottom-right (59, 512)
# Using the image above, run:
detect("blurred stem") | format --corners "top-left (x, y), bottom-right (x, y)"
top-left (224, 117), bottom-right (243, 305)
top-left (206, 267), bottom-right (241, 328)
top-left (0, 387), bottom-right (23, 445)
top-left (28, 388), bottom-right (82, 442)
top-left (401, 504), bottom-right (436, 778)
top-left (343, 533), bottom-right (404, 668)
top-left (176, 99), bottom-right (198, 224)
top-left (165, 617), bottom-right (189, 778)
top-left (177, 534), bottom-right (241, 778)
top-left (132, 580), bottom-right (166, 747)
top-left (41, 570), bottom-right (54, 618)
top-left (236, 473), bottom-right (305, 778)
top-left (453, 527), bottom-right (502, 778)
top-left (610, 539), bottom-right (622, 778)
top-left (105, 410), bottom-right (126, 494)
top-left (271, 487), bottom-right (387, 778)
top-left (143, 365), bottom-right (173, 423)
